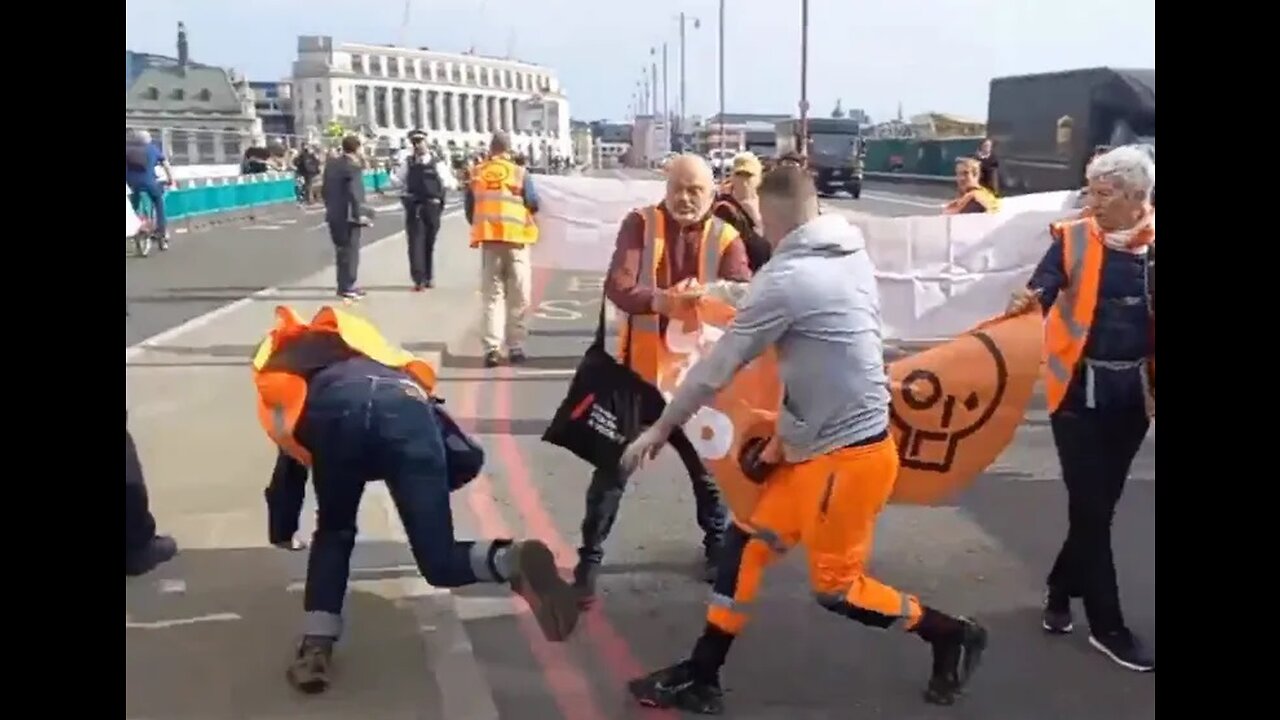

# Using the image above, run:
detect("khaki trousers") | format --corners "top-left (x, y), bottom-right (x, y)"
top-left (480, 242), bottom-right (532, 354)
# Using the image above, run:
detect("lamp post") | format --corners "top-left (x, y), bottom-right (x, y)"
top-left (676, 12), bottom-right (702, 152)
top-left (717, 0), bottom-right (726, 163)
top-left (799, 0), bottom-right (810, 158)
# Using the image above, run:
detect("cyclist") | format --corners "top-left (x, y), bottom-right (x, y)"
top-left (125, 130), bottom-right (174, 244)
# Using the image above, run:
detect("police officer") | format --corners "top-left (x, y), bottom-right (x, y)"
top-left (397, 129), bottom-right (454, 290)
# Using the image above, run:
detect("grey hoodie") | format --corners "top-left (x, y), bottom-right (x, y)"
top-left (663, 213), bottom-right (890, 462)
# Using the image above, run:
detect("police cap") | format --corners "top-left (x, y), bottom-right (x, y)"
top-left (407, 129), bottom-right (428, 143)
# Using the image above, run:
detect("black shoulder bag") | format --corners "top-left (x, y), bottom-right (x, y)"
top-left (541, 294), bottom-right (668, 470)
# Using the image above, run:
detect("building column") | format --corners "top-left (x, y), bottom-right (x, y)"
top-left (476, 95), bottom-right (488, 134)
top-left (417, 90), bottom-right (428, 132)
top-left (461, 93), bottom-right (473, 134)
top-left (381, 84), bottom-right (393, 130)
top-left (431, 92), bottom-right (442, 132)
top-left (449, 92), bottom-right (461, 133)
top-left (486, 96), bottom-right (497, 134)
top-left (505, 98), bottom-right (516, 135)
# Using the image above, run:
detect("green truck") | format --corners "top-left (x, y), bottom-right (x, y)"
top-left (776, 117), bottom-right (864, 198)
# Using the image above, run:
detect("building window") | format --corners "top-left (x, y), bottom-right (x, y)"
top-left (145, 87), bottom-right (159, 100)
top-left (388, 57), bottom-right (401, 79)
top-left (369, 57), bottom-right (382, 75)
top-left (450, 64), bottom-right (461, 83)
top-left (442, 92), bottom-right (454, 131)
top-left (409, 89), bottom-right (422, 130)
top-left (171, 88), bottom-right (185, 100)
top-left (337, 98), bottom-right (344, 111)
top-left (197, 89), bottom-right (211, 101)
top-left (196, 130), bottom-right (216, 162)
top-left (222, 129), bottom-right (241, 159)
top-left (315, 83), bottom-right (322, 93)
top-left (352, 54), bottom-right (364, 73)
top-left (169, 131), bottom-right (191, 163)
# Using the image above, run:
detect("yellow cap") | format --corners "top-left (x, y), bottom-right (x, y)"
top-left (731, 152), bottom-right (763, 177)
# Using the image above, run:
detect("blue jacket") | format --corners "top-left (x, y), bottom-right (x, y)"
top-left (1029, 238), bottom-right (1153, 414)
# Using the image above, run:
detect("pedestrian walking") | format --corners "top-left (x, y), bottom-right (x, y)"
top-left (395, 129), bottom-right (456, 290)
top-left (321, 135), bottom-right (375, 301)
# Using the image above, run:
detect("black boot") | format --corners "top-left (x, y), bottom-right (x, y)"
top-left (629, 660), bottom-right (725, 715)
top-left (571, 560), bottom-right (600, 609)
top-left (914, 608), bottom-right (988, 705)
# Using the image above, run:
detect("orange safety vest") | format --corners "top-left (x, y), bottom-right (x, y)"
top-left (612, 205), bottom-right (740, 382)
top-left (1042, 217), bottom-right (1155, 416)
top-left (943, 187), bottom-right (1000, 215)
top-left (468, 155), bottom-right (534, 248)
top-left (250, 305), bottom-right (439, 465)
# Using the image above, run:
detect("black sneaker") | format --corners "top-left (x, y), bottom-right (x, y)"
top-left (572, 560), bottom-right (600, 609)
top-left (1089, 629), bottom-right (1154, 672)
top-left (1042, 590), bottom-right (1074, 634)
top-left (628, 660), bottom-right (726, 715)
top-left (508, 348), bottom-right (528, 365)
top-left (509, 540), bottom-right (580, 642)
top-left (125, 535), bottom-right (179, 577)
top-left (286, 636), bottom-right (334, 694)
top-left (924, 617), bottom-right (988, 706)
top-left (483, 351), bottom-right (502, 368)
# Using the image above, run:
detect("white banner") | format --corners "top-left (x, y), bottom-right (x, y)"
top-left (529, 175), bottom-right (1080, 342)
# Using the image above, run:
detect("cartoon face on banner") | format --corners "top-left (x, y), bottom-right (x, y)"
top-left (654, 301), bottom-right (1043, 514)
top-left (886, 311), bottom-right (1043, 504)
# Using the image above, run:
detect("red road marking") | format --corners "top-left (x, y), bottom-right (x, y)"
top-left (456, 378), bottom-right (607, 720)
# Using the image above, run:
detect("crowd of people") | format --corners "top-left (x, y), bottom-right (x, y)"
top-left (127, 129), bottom-right (1154, 715)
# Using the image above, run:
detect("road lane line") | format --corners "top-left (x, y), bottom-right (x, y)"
top-left (125, 206), bottom-right (461, 360)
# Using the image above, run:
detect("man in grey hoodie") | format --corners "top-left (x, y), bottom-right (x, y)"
top-left (622, 165), bottom-right (988, 715)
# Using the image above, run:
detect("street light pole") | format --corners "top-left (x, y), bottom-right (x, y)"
top-left (800, 0), bottom-right (810, 158)
top-left (718, 0), bottom-right (726, 163)
top-left (662, 42), bottom-right (669, 134)
top-left (679, 11), bottom-right (687, 151)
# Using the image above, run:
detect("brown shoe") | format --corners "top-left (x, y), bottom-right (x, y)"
top-left (509, 540), bottom-right (580, 642)
top-left (286, 636), bottom-right (334, 694)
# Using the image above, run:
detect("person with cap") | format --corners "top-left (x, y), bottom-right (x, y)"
top-left (396, 130), bottom-right (457, 290)
top-left (711, 152), bottom-right (772, 272)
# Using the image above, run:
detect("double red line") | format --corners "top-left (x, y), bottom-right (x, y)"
top-left (454, 267), bottom-right (679, 720)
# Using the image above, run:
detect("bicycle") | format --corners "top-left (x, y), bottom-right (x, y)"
top-left (130, 188), bottom-right (169, 258)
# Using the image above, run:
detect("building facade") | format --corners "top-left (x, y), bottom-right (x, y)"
top-left (695, 113), bottom-right (790, 155)
top-left (629, 115), bottom-right (671, 167)
top-left (290, 36), bottom-right (572, 161)
top-left (249, 81), bottom-right (296, 143)
top-left (125, 23), bottom-right (264, 165)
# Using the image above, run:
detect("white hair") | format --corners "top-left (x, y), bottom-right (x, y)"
top-left (131, 129), bottom-right (152, 144)
top-left (1086, 145), bottom-right (1155, 201)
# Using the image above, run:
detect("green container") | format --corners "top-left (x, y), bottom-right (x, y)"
top-left (132, 169), bottom-right (389, 225)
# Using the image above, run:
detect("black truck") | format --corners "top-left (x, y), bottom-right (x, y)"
top-left (775, 117), bottom-right (864, 198)
top-left (986, 67), bottom-right (1154, 195)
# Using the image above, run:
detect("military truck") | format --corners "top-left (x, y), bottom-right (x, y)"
top-left (775, 117), bottom-right (864, 198)
top-left (986, 67), bottom-right (1154, 195)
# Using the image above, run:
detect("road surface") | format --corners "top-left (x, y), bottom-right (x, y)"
top-left (124, 173), bottom-right (1154, 720)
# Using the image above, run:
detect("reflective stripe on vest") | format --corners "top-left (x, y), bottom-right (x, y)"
top-left (605, 207), bottom-right (737, 379)
top-left (1043, 220), bottom-right (1155, 415)
top-left (469, 157), bottom-right (532, 246)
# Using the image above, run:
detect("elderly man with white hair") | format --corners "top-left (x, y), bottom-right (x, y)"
top-left (1007, 145), bottom-right (1155, 672)
top-left (125, 129), bottom-right (175, 241)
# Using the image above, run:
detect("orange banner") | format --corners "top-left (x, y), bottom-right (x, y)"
top-left (658, 300), bottom-right (1043, 516)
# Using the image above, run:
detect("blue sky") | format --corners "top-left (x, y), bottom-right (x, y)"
top-left (125, 0), bottom-right (1154, 124)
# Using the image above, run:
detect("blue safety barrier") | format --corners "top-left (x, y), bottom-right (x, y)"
top-left (130, 169), bottom-right (391, 222)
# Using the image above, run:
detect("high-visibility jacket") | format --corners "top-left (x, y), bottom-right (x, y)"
top-left (1042, 217), bottom-right (1155, 416)
top-left (468, 155), bottom-right (534, 248)
top-left (942, 187), bottom-right (1000, 214)
top-left (609, 205), bottom-right (740, 382)
top-left (251, 305), bottom-right (439, 465)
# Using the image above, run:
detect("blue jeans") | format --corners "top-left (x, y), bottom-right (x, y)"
top-left (127, 180), bottom-right (167, 235)
top-left (300, 373), bottom-right (490, 638)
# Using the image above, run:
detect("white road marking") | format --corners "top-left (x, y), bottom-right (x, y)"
top-left (126, 612), bottom-right (242, 629)
top-left (125, 207), bottom-right (462, 360)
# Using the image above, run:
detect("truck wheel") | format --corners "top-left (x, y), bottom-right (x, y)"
top-left (849, 184), bottom-right (862, 199)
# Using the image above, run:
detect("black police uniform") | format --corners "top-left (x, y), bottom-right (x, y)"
top-left (402, 140), bottom-right (446, 288)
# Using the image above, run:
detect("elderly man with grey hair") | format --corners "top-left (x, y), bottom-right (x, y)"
top-left (125, 129), bottom-right (175, 240)
top-left (1007, 145), bottom-right (1155, 673)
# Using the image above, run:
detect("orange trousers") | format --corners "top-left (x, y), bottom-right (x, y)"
top-left (707, 435), bottom-right (923, 634)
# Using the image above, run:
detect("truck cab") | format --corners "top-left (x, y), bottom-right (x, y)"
top-left (775, 117), bottom-right (864, 198)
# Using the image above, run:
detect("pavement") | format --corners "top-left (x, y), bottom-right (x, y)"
top-left (125, 174), bottom-right (1154, 720)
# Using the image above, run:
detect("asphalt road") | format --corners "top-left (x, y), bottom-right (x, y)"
top-left (123, 175), bottom-right (937, 348)
top-left (124, 171), bottom-right (1154, 719)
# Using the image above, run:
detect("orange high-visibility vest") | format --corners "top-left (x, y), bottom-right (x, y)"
top-left (943, 187), bottom-right (1000, 214)
top-left (613, 205), bottom-right (740, 382)
top-left (1042, 217), bottom-right (1155, 415)
top-left (250, 305), bottom-right (439, 465)
top-left (468, 155), bottom-right (534, 248)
